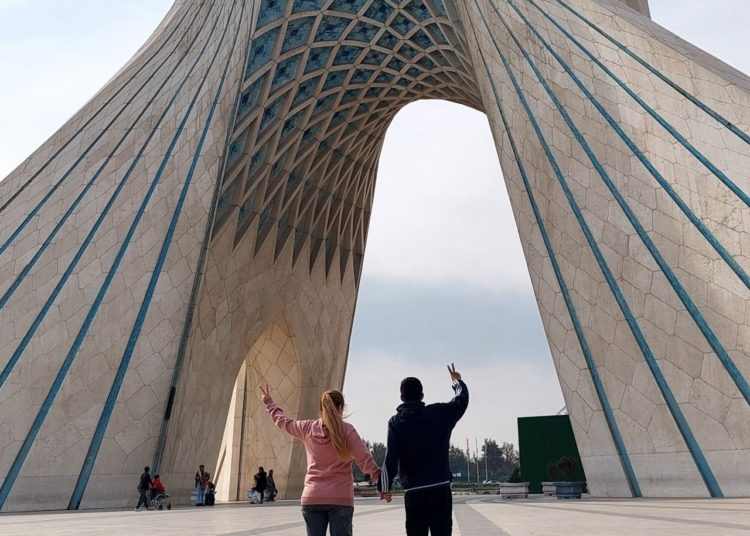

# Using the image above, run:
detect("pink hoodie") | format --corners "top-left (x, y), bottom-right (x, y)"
top-left (263, 395), bottom-right (380, 506)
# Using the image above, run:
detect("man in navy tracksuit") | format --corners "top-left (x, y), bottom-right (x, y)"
top-left (379, 364), bottom-right (469, 535)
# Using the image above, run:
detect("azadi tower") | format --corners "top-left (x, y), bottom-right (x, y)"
top-left (0, 0), bottom-right (749, 510)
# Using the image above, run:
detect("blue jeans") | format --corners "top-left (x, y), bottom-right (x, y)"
top-left (196, 484), bottom-right (205, 505)
top-left (302, 505), bottom-right (354, 536)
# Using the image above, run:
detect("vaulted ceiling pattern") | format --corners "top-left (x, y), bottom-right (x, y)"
top-left (211, 0), bottom-right (482, 282)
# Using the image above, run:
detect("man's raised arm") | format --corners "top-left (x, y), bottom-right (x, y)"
top-left (447, 363), bottom-right (469, 423)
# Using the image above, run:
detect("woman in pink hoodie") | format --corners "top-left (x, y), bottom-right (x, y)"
top-left (260, 383), bottom-right (381, 536)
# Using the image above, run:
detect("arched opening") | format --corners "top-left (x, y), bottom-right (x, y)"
top-left (209, 99), bottom-right (567, 500)
top-left (343, 100), bottom-right (565, 451)
top-left (213, 319), bottom-right (306, 502)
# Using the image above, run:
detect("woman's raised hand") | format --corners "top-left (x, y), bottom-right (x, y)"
top-left (260, 383), bottom-right (271, 399)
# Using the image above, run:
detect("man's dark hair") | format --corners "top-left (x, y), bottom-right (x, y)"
top-left (400, 377), bottom-right (424, 402)
top-left (199, 464), bottom-right (205, 469)
top-left (144, 466), bottom-right (150, 473)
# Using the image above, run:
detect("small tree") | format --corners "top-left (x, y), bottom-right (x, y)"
top-left (371, 442), bottom-right (386, 466)
top-left (555, 456), bottom-right (578, 481)
top-left (507, 466), bottom-right (522, 483)
top-left (449, 445), bottom-right (469, 480)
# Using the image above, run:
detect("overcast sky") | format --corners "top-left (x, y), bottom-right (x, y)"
top-left (1, 1), bottom-right (748, 452)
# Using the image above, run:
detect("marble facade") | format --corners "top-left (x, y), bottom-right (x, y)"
top-left (0, 0), bottom-right (749, 511)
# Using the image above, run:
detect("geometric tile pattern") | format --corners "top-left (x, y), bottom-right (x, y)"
top-left (212, 0), bottom-right (482, 282)
top-left (0, 0), bottom-right (749, 511)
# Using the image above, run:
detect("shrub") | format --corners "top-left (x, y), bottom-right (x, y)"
top-left (507, 466), bottom-right (522, 483)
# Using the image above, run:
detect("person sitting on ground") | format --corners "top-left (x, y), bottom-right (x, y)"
top-left (150, 473), bottom-right (166, 499)
top-left (247, 487), bottom-right (261, 504)
top-left (204, 480), bottom-right (216, 506)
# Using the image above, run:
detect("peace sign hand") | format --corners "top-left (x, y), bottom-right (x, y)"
top-left (447, 363), bottom-right (461, 382)
top-left (260, 383), bottom-right (271, 399)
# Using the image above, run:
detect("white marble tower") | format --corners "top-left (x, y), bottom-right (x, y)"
top-left (1, 0), bottom-right (749, 510)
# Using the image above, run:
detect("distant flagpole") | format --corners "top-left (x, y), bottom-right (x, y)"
top-left (466, 438), bottom-right (470, 483)
top-left (484, 437), bottom-right (490, 480)
top-left (475, 437), bottom-right (479, 483)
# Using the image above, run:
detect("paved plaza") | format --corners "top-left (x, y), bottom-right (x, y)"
top-left (2, 495), bottom-right (750, 535)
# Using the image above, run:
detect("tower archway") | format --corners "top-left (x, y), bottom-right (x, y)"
top-left (1, 0), bottom-right (750, 511)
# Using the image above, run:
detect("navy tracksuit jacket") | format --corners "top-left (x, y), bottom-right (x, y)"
top-left (380, 380), bottom-right (469, 493)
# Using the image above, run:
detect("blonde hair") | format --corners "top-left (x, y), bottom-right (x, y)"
top-left (320, 390), bottom-right (349, 461)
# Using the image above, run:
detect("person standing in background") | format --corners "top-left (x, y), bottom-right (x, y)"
top-left (267, 469), bottom-right (278, 502)
top-left (135, 466), bottom-right (152, 511)
top-left (254, 467), bottom-right (268, 504)
top-left (195, 464), bottom-right (210, 506)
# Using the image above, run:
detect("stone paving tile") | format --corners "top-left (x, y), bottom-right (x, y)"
top-left (454, 502), bottom-right (512, 535)
top-left (469, 496), bottom-right (750, 536)
top-left (2, 496), bottom-right (750, 535)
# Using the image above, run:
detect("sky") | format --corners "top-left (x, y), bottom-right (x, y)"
top-left (1, 1), bottom-right (749, 451)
